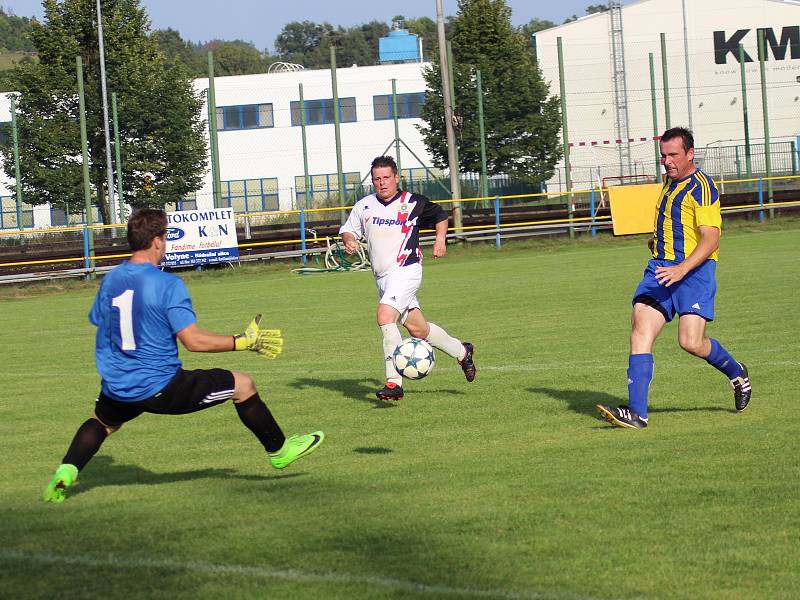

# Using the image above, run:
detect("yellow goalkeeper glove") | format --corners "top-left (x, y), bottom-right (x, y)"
top-left (233, 314), bottom-right (284, 359)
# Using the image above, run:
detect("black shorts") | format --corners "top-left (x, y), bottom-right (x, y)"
top-left (95, 368), bottom-right (236, 427)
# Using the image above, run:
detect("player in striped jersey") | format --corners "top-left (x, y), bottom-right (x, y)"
top-left (597, 128), bottom-right (751, 429)
top-left (340, 156), bottom-right (476, 401)
top-left (43, 209), bottom-right (323, 502)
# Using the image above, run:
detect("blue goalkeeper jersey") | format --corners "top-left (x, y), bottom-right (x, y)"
top-left (89, 261), bottom-right (197, 401)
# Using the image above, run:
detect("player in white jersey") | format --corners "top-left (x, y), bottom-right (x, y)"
top-left (340, 156), bottom-right (476, 401)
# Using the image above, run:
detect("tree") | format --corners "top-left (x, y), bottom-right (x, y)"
top-left (274, 20), bottom-right (389, 69)
top-left (152, 27), bottom-right (204, 75)
top-left (565, 4), bottom-right (609, 23)
top-left (418, 0), bottom-right (562, 184)
top-left (274, 20), bottom-right (335, 68)
top-left (585, 4), bottom-right (610, 15)
top-left (203, 39), bottom-right (269, 76)
top-left (0, 8), bottom-right (36, 52)
top-left (520, 18), bottom-right (556, 37)
top-left (153, 30), bottom-right (274, 77)
top-left (519, 17), bottom-right (556, 54)
top-left (0, 0), bottom-right (207, 224)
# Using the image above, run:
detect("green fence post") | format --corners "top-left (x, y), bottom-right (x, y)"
top-left (111, 92), bottom-right (124, 221)
top-left (557, 37), bottom-right (573, 238)
top-left (757, 30), bottom-right (773, 216)
top-left (476, 69), bottom-right (489, 200)
top-left (738, 45), bottom-right (752, 179)
top-left (391, 79), bottom-right (402, 181)
top-left (660, 33), bottom-right (671, 129)
top-left (77, 56), bottom-right (94, 276)
top-left (330, 46), bottom-right (346, 218)
top-left (207, 51), bottom-right (223, 208)
top-left (649, 53), bottom-right (660, 183)
top-left (10, 94), bottom-right (23, 229)
top-left (299, 83), bottom-right (311, 212)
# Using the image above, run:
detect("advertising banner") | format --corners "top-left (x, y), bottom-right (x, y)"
top-left (163, 208), bottom-right (239, 267)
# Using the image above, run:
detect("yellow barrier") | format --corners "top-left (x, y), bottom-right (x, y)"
top-left (608, 184), bottom-right (662, 235)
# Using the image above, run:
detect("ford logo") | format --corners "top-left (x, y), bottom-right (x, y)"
top-left (166, 227), bottom-right (185, 241)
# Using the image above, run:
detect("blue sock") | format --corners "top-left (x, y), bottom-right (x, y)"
top-left (705, 338), bottom-right (743, 379)
top-left (627, 353), bottom-right (654, 419)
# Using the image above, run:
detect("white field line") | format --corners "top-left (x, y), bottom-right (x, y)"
top-left (0, 549), bottom-right (603, 600)
top-left (7, 359), bottom-right (797, 379)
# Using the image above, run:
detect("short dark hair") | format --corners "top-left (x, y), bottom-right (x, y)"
top-left (661, 127), bottom-right (694, 151)
top-left (371, 155), bottom-right (398, 175)
top-left (127, 209), bottom-right (167, 251)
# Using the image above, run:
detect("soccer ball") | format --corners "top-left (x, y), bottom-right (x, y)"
top-left (392, 338), bottom-right (435, 380)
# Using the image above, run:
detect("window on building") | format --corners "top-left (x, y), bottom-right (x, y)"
top-left (49, 204), bottom-right (102, 226)
top-left (295, 172), bottom-right (361, 207)
top-left (373, 92), bottom-right (425, 120)
top-left (402, 167), bottom-right (442, 184)
top-left (216, 104), bottom-right (274, 131)
top-left (166, 193), bottom-right (198, 212)
top-left (0, 196), bottom-right (34, 229)
top-left (398, 167), bottom-right (445, 197)
top-left (221, 178), bottom-right (279, 212)
top-left (0, 122), bottom-right (11, 146)
top-left (290, 98), bottom-right (357, 126)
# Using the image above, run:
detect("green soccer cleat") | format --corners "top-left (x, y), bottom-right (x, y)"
top-left (269, 431), bottom-right (325, 470)
top-left (42, 464), bottom-right (79, 503)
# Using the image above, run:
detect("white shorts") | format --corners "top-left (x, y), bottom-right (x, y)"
top-left (375, 263), bottom-right (422, 323)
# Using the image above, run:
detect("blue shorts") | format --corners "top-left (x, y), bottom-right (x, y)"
top-left (632, 259), bottom-right (717, 322)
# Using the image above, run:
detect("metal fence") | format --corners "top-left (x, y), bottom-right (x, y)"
top-left (2, 173), bottom-right (798, 283)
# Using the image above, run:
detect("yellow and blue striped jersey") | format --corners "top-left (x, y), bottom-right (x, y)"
top-left (651, 169), bottom-right (722, 261)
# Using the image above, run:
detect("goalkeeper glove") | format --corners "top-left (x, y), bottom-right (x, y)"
top-left (233, 314), bottom-right (284, 359)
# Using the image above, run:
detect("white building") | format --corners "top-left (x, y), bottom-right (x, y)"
top-left (0, 61), bottom-right (434, 228)
top-left (533, 0), bottom-right (800, 189)
top-left (190, 61), bottom-right (434, 214)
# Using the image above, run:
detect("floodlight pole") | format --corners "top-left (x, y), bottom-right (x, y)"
top-left (96, 0), bottom-right (117, 223)
top-left (435, 0), bottom-right (463, 233)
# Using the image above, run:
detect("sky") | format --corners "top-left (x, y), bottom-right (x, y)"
top-left (2, 0), bottom-right (634, 52)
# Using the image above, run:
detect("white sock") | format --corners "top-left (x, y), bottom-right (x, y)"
top-left (380, 323), bottom-right (403, 385)
top-left (426, 322), bottom-right (466, 360)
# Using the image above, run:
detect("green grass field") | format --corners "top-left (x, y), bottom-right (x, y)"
top-left (2, 219), bottom-right (798, 599)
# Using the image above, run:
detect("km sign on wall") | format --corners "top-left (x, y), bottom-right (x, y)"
top-left (714, 25), bottom-right (800, 63)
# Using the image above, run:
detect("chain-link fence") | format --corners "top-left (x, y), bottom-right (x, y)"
top-left (533, 3), bottom-right (800, 192)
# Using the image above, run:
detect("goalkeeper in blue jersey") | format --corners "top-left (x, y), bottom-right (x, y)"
top-left (596, 128), bottom-right (751, 429)
top-left (43, 209), bottom-right (324, 503)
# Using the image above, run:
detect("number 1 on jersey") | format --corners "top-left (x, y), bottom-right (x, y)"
top-left (112, 289), bottom-right (136, 350)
